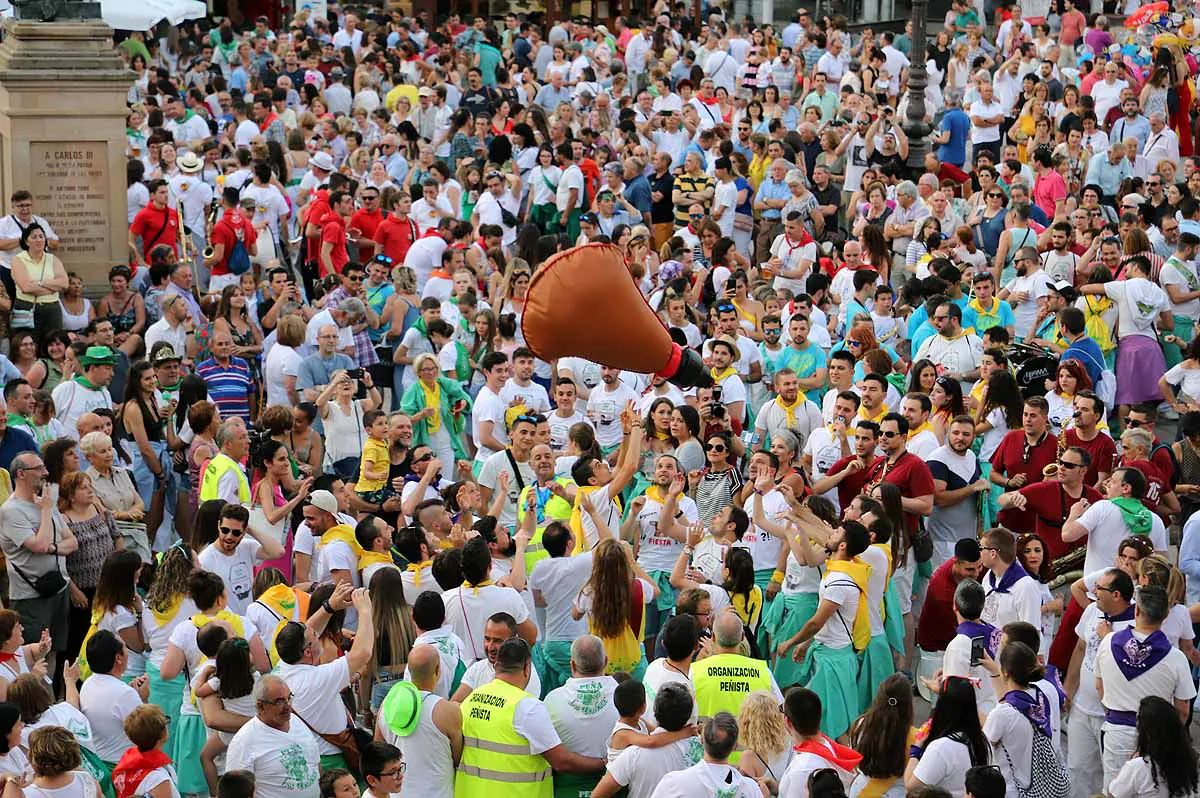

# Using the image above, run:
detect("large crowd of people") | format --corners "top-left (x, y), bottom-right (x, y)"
top-left (1, 1), bottom-right (1200, 798)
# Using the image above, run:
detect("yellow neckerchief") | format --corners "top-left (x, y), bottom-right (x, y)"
top-left (938, 328), bottom-right (971, 341)
top-left (732, 299), bottom-right (755, 323)
top-left (419, 379), bottom-right (442, 433)
top-left (257, 584), bottom-right (297, 620)
top-left (321, 523), bottom-right (392, 573)
top-left (857, 403), bottom-right (888, 426)
top-left (710, 366), bottom-right (737, 384)
top-left (192, 610), bottom-right (246, 638)
top-left (777, 392), bottom-right (808, 428)
top-left (570, 486), bottom-right (621, 555)
top-left (730, 585), bottom-right (763, 629)
top-left (462, 579), bottom-right (494, 596)
top-left (872, 540), bottom-right (895, 577)
top-left (824, 556), bottom-right (873, 650)
top-left (907, 421), bottom-right (935, 440)
top-left (406, 560), bottom-right (433, 587)
top-left (149, 596), bottom-right (183, 627)
top-left (653, 430), bottom-right (671, 441)
top-left (968, 296), bottom-right (1001, 317)
top-left (644, 485), bottom-right (668, 504)
top-left (1058, 391), bottom-right (1074, 402)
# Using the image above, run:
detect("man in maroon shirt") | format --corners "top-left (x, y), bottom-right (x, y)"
top-left (916, 538), bottom-right (983, 654)
top-left (1063, 390), bottom-right (1117, 488)
top-left (990, 397), bottom-right (1058, 530)
top-left (1118, 426), bottom-right (1178, 518)
top-left (997, 445), bottom-right (1103, 560)
top-left (863, 413), bottom-right (936, 537)
top-left (816, 420), bottom-right (881, 511)
top-left (1126, 403), bottom-right (1179, 490)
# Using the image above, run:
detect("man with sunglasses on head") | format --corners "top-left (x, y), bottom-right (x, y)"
top-left (998, 246), bottom-right (1052, 344)
top-left (197, 503), bottom-right (285, 614)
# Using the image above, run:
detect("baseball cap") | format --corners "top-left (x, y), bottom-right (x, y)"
top-left (417, 86), bottom-right (435, 97)
top-left (308, 490), bottom-right (339, 515)
top-left (151, 344), bottom-right (182, 364)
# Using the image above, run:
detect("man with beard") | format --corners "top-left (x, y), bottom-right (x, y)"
top-left (998, 246), bottom-right (1052, 343)
top-left (478, 415), bottom-right (538, 532)
top-left (517, 443), bottom-right (577, 573)
top-left (901, 393), bottom-right (940, 460)
top-left (927, 416), bottom-right (987, 566)
top-left (1060, 392), bottom-right (1116, 488)
top-left (753, 369), bottom-right (823, 455)
top-left (804, 391), bottom-right (857, 514)
top-left (629, 458), bottom-right (697, 648)
top-left (452, 612), bottom-right (542, 701)
top-left (990, 397), bottom-right (1058, 531)
top-left (863, 413), bottom-right (936, 541)
top-left (914, 301), bottom-right (983, 395)
top-left (817, 420), bottom-right (881, 511)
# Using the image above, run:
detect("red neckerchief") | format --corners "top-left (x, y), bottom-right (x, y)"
top-left (782, 230), bottom-right (815, 258)
top-left (0, 653), bottom-right (16, 665)
top-left (419, 227), bottom-right (444, 240)
top-left (112, 748), bottom-right (172, 798)
top-left (257, 111), bottom-right (279, 132)
top-left (793, 735), bottom-right (864, 772)
top-left (697, 94), bottom-right (720, 105)
top-left (687, 224), bottom-right (697, 235)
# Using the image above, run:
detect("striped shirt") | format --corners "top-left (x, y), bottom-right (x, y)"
top-left (196, 356), bottom-right (253, 422)
top-left (672, 172), bottom-right (716, 229)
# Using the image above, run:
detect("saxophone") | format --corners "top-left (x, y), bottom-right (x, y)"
top-left (1042, 432), bottom-right (1068, 479)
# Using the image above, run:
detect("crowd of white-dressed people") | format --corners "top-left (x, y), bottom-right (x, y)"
top-left (4, 0), bottom-right (1200, 797)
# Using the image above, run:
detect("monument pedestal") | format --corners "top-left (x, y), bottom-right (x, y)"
top-left (0, 20), bottom-right (132, 291)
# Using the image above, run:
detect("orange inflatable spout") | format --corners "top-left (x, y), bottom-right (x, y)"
top-left (521, 243), bottom-right (712, 388)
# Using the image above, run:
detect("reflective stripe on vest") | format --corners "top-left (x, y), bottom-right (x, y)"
top-left (456, 679), bottom-right (552, 798)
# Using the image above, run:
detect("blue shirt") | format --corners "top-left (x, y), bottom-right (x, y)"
top-left (1085, 155), bottom-right (1132, 197)
top-left (910, 295), bottom-right (970, 333)
top-left (1110, 115), bottom-right (1152, 153)
top-left (534, 84), bottom-right (573, 112)
top-left (1061, 336), bottom-right (1106, 388)
top-left (962, 298), bottom-right (1016, 335)
top-left (937, 109), bottom-right (971, 166)
top-left (0, 427), bottom-right (36, 475)
top-left (755, 177), bottom-right (791, 221)
top-left (624, 174), bottom-right (653, 217)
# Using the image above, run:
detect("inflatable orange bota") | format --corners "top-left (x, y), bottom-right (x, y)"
top-left (521, 243), bottom-right (712, 389)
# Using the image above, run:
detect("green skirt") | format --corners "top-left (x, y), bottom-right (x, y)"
top-left (799, 641), bottom-right (861, 740)
top-left (530, 202), bottom-right (560, 233)
top-left (858, 633), bottom-right (894, 709)
top-left (82, 751), bottom-right (115, 798)
top-left (1163, 316), bottom-right (1194, 369)
top-left (883, 581), bottom-right (905, 654)
top-left (535, 640), bottom-right (573, 698)
top-left (174, 713), bottom-right (210, 794)
top-left (753, 568), bottom-right (776, 593)
top-left (554, 771), bottom-right (601, 798)
top-left (759, 592), bottom-right (819, 688)
top-left (147, 661), bottom-right (186, 762)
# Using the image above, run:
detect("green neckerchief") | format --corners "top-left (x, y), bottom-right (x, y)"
top-left (453, 341), bottom-right (471, 384)
top-left (6, 412), bottom-right (29, 429)
top-left (73, 375), bottom-right (102, 391)
top-left (1110, 496), bottom-right (1152, 537)
top-left (413, 316), bottom-right (429, 336)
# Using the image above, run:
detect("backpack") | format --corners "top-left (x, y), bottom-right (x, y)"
top-left (1151, 441), bottom-right (1182, 487)
top-left (1083, 295), bottom-right (1116, 354)
top-left (227, 238), bottom-right (252, 275)
top-left (76, 608), bottom-right (105, 682)
top-left (997, 703), bottom-right (1070, 798)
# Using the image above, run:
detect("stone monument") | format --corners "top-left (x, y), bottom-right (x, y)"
top-left (0, 5), bottom-right (132, 291)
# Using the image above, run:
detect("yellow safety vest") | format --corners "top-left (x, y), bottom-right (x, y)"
top-left (691, 653), bottom-right (773, 765)
top-left (516, 479), bottom-right (574, 575)
top-left (456, 678), bottom-right (553, 798)
top-left (199, 453), bottom-right (250, 504)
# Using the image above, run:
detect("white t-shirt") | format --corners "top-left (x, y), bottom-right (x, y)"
top-left (167, 612), bottom-right (258, 714)
top-left (770, 234), bottom-right (818, 294)
top-left (1162, 362), bottom-right (1200, 404)
top-left (528, 553), bottom-right (592, 641)
top-left (546, 410), bottom-right (591, 450)
top-left (1109, 756), bottom-right (1183, 798)
top-left (459, 657), bottom-right (543, 697)
top-left (1076, 499), bottom-right (1168, 577)
top-left (1004, 270), bottom-right (1053, 340)
top-left (78, 673), bottom-right (143, 762)
top-left (641, 658), bottom-right (697, 727)
top-left (197, 539), bottom-right (263, 615)
top-left (742, 489), bottom-right (789, 572)
top-left (969, 99), bottom-right (1006, 143)
top-left (635, 492), bottom-right (700, 572)
top-left (1073, 601), bottom-right (1135, 717)
top-left (442, 584), bottom-right (530, 663)
top-left (1095, 628), bottom-right (1197, 717)
top-left (264, 345), bottom-right (303, 407)
top-left (22, 703), bottom-right (95, 752)
top-left (577, 482), bottom-right (624, 551)
top-left (654, 760), bottom-right (762, 798)
top-left (277, 659), bottom-right (352, 755)
top-left (1158, 256), bottom-right (1200, 318)
top-left (543, 675), bottom-right (618, 757)
top-left (813, 569), bottom-right (861, 649)
top-left (501, 378), bottom-right (552, 415)
top-left (804, 426), bottom-right (846, 513)
top-left (587, 382), bottom-right (641, 449)
top-left (983, 690), bottom-right (1061, 798)
top-left (471, 386), bottom-right (509, 461)
top-left (712, 180), bottom-right (738, 238)
top-left (981, 568), bottom-right (1044, 632)
top-left (225, 717), bottom-right (321, 798)
top-left (556, 165), bottom-right (585, 215)
top-left (605, 730), bottom-right (702, 798)
top-left (912, 736), bottom-right (973, 798)
top-left (944, 631), bottom-right (998, 713)
top-left (141, 598), bottom-right (199, 668)
top-left (404, 627), bottom-right (467, 699)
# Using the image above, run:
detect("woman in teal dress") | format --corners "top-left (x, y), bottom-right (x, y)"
top-left (399, 354), bottom-right (474, 468)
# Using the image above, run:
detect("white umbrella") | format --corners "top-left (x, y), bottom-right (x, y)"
top-left (99, 0), bottom-right (205, 30)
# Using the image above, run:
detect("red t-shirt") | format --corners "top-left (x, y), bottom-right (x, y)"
top-left (319, 212), bottom-right (349, 277)
top-left (375, 214), bottom-right (420, 265)
top-left (1064, 428), bottom-right (1118, 488)
top-left (349, 208), bottom-right (383, 263)
top-left (827, 455), bottom-right (881, 512)
top-left (304, 190), bottom-right (332, 262)
top-left (917, 557), bottom-right (963, 651)
top-left (991, 430), bottom-right (1058, 530)
top-left (130, 203), bottom-right (180, 258)
top-left (862, 451), bottom-right (937, 535)
top-left (209, 209), bottom-right (258, 276)
top-left (1120, 458), bottom-right (1169, 512)
top-left (1017, 480), bottom-right (1104, 560)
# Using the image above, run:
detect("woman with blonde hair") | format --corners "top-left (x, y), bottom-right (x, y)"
top-left (142, 542), bottom-right (197, 759)
top-left (737, 690), bottom-right (793, 790)
top-left (366, 568), bottom-right (416, 711)
top-left (1137, 555), bottom-right (1197, 658)
top-left (572, 534), bottom-right (658, 679)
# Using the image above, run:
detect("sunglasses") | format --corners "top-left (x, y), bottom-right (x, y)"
top-left (879, 430), bottom-right (900, 438)
top-left (1057, 459), bottom-right (1082, 470)
top-left (219, 526), bottom-right (244, 537)
top-left (987, 192), bottom-right (1004, 198)
top-left (1125, 418), bottom-right (1146, 428)
top-left (716, 303), bottom-right (736, 313)
top-left (706, 443), bottom-right (727, 452)
top-left (846, 339), bottom-right (863, 347)
top-left (412, 453), bottom-right (434, 464)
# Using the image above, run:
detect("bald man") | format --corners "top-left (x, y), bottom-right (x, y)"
top-left (543, 635), bottom-right (619, 797)
top-left (76, 412), bottom-right (104, 439)
top-left (377, 644), bottom-right (463, 798)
